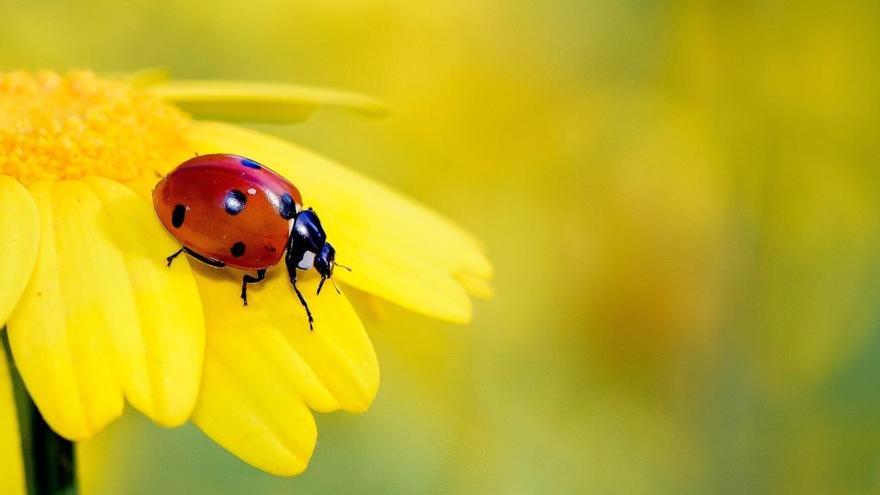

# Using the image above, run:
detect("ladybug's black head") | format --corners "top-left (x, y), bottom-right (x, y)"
top-left (285, 209), bottom-right (350, 296)
top-left (314, 243), bottom-right (335, 292)
top-left (314, 242), bottom-right (335, 278)
top-left (315, 242), bottom-right (351, 294)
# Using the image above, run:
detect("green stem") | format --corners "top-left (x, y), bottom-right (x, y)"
top-left (2, 331), bottom-right (77, 495)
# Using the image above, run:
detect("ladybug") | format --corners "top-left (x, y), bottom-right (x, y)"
top-left (153, 153), bottom-right (346, 330)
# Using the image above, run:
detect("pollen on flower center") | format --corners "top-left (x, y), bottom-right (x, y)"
top-left (0, 70), bottom-right (192, 184)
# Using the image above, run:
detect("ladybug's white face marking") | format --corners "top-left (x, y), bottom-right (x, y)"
top-left (297, 250), bottom-right (316, 270)
top-left (287, 217), bottom-right (317, 269)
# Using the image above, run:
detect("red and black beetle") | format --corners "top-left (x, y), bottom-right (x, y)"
top-left (153, 153), bottom-right (345, 329)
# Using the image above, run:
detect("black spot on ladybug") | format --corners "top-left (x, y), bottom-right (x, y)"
top-left (241, 158), bottom-right (262, 169)
top-left (225, 190), bottom-right (247, 215)
top-left (230, 242), bottom-right (246, 257)
top-left (278, 193), bottom-right (295, 219)
top-left (171, 204), bottom-right (187, 228)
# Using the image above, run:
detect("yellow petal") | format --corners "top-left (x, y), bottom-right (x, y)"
top-left (125, 176), bottom-right (159, 203)
top-left (7, 179), bottom-right (203, 439)
top-left (0, 177), bottom-right (39, 326)
top-left (456, 271), bottom-right (495, 300)
top-left (344, 287), bottom-right (390, 322)
top-left (191, 264), bottom-right (378, 475)
top-left (8, 180), bottom-right (128, 438)
top-left (185, 122), bottom-right (492, 322)
top-left (150, 80), bottom-right (388, 123)
top-left (0, 348), bottom-right (26, 495)
top-left (85, 177), bottom-right (204, 426)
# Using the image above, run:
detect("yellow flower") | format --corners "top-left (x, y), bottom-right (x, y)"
top-left (0, 70), bottom-right (492, 480)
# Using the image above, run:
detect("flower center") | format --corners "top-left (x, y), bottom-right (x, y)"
top-left (0, 70), bottom-right (192, 184)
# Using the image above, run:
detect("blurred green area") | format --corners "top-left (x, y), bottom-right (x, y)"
top-left (3, 0), bottom-right (880, 493)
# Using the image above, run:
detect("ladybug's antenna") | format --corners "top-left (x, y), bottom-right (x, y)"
top-left (317, 258), bottom-right (350, 295)
top-left (317, 276), bottom-right (342, 295)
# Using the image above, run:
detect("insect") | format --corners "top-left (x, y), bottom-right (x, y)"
top-left (153, 153), bottom-right (346, 330)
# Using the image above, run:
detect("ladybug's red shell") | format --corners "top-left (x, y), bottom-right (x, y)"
top-left (153, 154), bottom-right (302, 270)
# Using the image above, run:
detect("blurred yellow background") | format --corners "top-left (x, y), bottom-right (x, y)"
top-left (4, 0), bottom-right (880, 493)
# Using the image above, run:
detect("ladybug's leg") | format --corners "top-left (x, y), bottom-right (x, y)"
top-left (240, 268), bottom-right (267, 306)
top-left (167, 248), bottom-right (226, 268)
top-left (290, 278), bottom-right (314, 331)
top-left (184, 248), bottom-right (225, 268)
top-left (166, 248), bottom-right (185, 267)
top-left (286, 247), bottom-right (315, 330)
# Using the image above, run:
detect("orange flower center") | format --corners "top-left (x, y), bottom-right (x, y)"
top-left (0, 70), bottom-right (191, 184)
